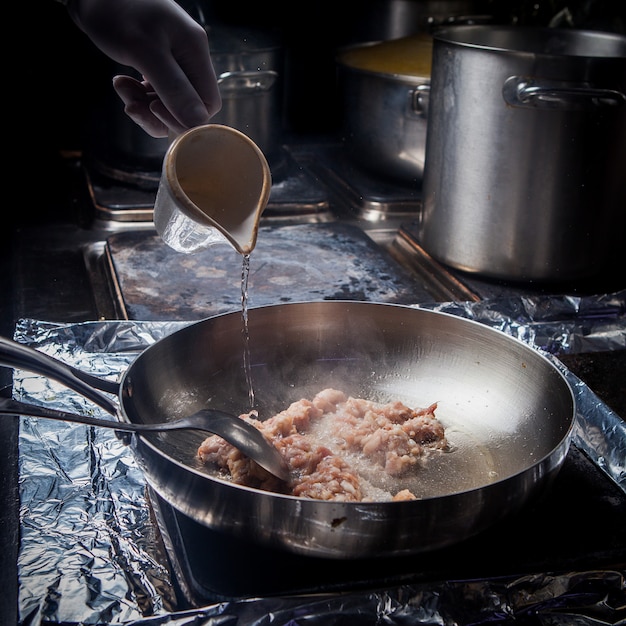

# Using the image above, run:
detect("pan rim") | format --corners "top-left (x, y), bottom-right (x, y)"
top-left (120, 299), bottom-right (576, 505)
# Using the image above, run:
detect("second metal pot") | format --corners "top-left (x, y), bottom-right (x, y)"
top-left (337, 35), bottom-right (433, 183)
top-left (420, 26), bottom-right (626, 282)
top-left (207, 25), bottom-right (284, 160)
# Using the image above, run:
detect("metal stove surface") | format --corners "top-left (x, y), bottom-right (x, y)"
top-left (103, 223), bottom-right (433, 320)
top-left (5, 143), bottom-right (626, 624)
top-left (150, 443), bottom-right (626, 604)
top-left (394, 222), bottom-right (626, 301)
top-left (296, 143), bottom-right (422, 220)
top-left (81, 137), bottom-right (625, 322)
top-left (95, 203), bottom-right (626, 609)
top-left (85, 145), bottom-right (332, 225)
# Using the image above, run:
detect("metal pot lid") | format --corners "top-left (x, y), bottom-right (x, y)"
top-left (432, 25), bottom-right (626, 59)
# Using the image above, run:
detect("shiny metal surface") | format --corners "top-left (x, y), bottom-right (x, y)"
top-left (348, 0), bottom-right (493, 44)
top-left (205, 26), bottom-right (284, 159)
top-left (124, 302), bottom-right (573, 558)
top-left (7, 315), bottom-right (625, 621)
top-left (0, 302), bottom-right (576, 559)
top-left (421, 26), bottom-right (626, 281)
top-left (338, 54), bottom-right (430, 183)
top-left (0, 399), bottom-right (290, 482)
top-left (0, 336), bottom-right (288, 480)
top-left (122, 302), bottom-right (574, 558)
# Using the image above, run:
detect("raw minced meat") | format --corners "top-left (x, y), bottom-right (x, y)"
top-left (196, 388), bottom-right (448, 502)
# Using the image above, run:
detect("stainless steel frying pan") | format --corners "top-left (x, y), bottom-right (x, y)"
top-left (0, 302), bottom-right (575, 559)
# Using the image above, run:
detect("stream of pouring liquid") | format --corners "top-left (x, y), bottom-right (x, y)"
top-left (241, 253), bottom-right (255, 409)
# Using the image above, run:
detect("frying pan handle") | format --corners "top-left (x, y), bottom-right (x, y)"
top-left (0, 336), bottom-right (119, 415)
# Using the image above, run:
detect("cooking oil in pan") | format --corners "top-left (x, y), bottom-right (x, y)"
top-left (403, 423), bottom-right (499, 499)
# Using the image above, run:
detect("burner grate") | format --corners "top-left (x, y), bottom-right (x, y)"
top-left (83, 146), bottom-right (333, 225)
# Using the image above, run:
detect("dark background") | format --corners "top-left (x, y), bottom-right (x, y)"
top-left (8, 0), bottom-right (625, 228)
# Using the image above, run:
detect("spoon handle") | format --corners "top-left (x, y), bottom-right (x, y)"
top-left (1, 398), bottom-right (291, 481)
top-left (0, 398), bottom-right (236, 435)
top-left (0, 397), bottom-right (138, 432)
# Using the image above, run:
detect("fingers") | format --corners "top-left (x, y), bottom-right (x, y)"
top-left (113, 72), bottom-right (211, 138)
top-left (134, 15), bottom-right (221, 129)
top-left (148, 99), bottom-right (188, 137)
top-left (139, 42), bottom-right (220, 131)
top-left (83, 1), bottom-right (220, 136)
top-left (72, 0), bottom-right (222, 137)
top-left (171, 27), bottom-right (222, 118)
top-left (112, 75), bottom-right (169, 137)
top-left (116, 48), bottom-right (220, 135)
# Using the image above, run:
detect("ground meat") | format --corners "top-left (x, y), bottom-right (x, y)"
top-left (292, 455), bottom-right (363, 502)
top-left (196, 389), bottom-right (448, 502)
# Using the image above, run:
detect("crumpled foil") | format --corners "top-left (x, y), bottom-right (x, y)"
top-left (417, 290), bottom-right (626, 355)
top-left (14, 319), bottom-right (189, 626)
top-left (12, 290), bottom-right (626, 625)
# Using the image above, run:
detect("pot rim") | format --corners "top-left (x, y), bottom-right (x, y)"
top-left (433, 25), bottom-right (626, 59)
top-left (336, 36), bottom-right (433, 81)
top-left (338, 61), bottom-right (431, 83)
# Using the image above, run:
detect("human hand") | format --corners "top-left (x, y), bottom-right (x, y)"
top-left (68, 0), bottom-right (222, 137)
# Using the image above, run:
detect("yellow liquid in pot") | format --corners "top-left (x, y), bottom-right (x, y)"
top-left (339, 34), bottom-right (433, 78)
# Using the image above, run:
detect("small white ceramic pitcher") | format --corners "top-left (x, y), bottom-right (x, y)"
top-left (153, 124), bottom-right (271, 255)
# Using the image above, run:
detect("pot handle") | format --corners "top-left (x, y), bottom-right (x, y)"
top-left (503, 76), bottom-right (626, 110)
top-left (410, 84), bottom-right (430, 118)
top-left (0, 336), bottom-right (119, 415)
top-left (218, 70), bottom-right (278, 93)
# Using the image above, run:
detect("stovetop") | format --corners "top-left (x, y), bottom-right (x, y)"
top-left (102, 223), bottom-right (433, 320)
top-left (4, 141), bottom-right (626, 624)
top-left (86, 144), bottom-right (334, 224)
top-left (89, 188), bottom-right (626, 610)
top-left (83, 139), bottom-right (625, 307)
top-left (150, 443), bottom-right (626, 604)
top-left (7, 317), bottom-right (625, 623)
top-left (84, 141), bottom-right (422, 222)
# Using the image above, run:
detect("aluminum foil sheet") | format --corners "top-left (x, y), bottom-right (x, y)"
top-left (73, 571), bottom-right (626, 625)
top-left (418, 290), bottom-right (626, 355)
top-left (12, 291), bottom-right (625, 625)
top-left (14, 319), bottom-right (190, 625)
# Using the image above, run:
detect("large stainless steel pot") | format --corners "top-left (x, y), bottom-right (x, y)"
top-left (0, 302), bottom-right (575, 559)
top-left (337, 35), bottom-right (433, 182)
top-left (346, 0), bottom-right (493, 44)
top-left (420, 26), bottom-right (626, 282)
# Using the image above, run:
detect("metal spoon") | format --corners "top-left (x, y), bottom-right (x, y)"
top-left (0, 397), bottom-right (290, 482)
